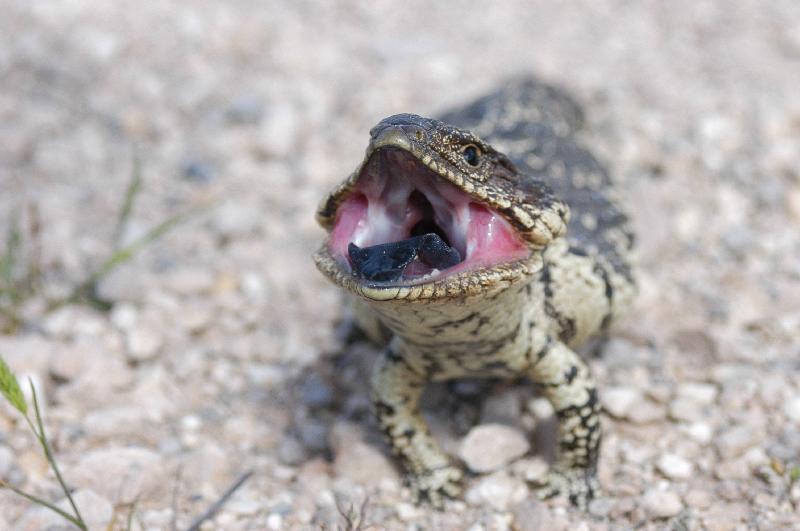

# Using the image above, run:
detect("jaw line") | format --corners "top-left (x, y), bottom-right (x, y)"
top-left (328, 148), bottom-right (531, 286)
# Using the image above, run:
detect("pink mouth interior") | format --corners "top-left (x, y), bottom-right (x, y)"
top-left (329, 149), bottom-right (529, 284)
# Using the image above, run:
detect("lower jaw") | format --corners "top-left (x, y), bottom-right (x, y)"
top-left (314, 244), bottom-right (542, 302)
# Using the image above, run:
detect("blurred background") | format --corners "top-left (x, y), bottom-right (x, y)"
top-left (1, 1), bottom-right (799, 529)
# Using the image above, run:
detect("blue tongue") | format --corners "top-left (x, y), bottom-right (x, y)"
top-left (348, 233), bottom-right (461, 282)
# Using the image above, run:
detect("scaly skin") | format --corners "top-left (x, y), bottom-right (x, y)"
top-left (314, 78), bottom-right (635, 509)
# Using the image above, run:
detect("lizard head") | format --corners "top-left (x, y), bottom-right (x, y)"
top-left (314, 113), bottom-right (568, 301)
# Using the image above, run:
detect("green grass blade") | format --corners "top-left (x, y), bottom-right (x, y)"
top-left (29, 380), bottom-right (87, 530)
top-left (0, 480), bottom-right (85, 529)
top-left (0, 211), bottom-right (22, 299)
top-left (0, 355), bottom-right (27, 415)
top-left (112, 154), bottom-right (143, 249)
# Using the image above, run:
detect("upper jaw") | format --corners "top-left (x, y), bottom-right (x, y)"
top-left (321, 153), bottom-right (533, 292)
top-left (314, 115), bottom-right (562, 299)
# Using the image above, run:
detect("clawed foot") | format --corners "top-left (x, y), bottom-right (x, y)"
top-left (410, 466), bottom-right (463, 509)
top-left (535, 466), bottom-right (599, 509)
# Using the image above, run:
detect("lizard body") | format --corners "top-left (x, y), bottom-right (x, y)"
top-left (314, 78), bottom-right (635, 507)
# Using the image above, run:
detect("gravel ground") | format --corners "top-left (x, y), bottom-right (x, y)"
top-left (1, 1), bottom-right (800, 530)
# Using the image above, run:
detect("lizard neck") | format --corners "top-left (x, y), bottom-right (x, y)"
top-left (364, 277), bottom-right (540, 378)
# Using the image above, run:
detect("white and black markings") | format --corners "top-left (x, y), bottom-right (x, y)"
top-left (315, 77), bottom-right (636, 510)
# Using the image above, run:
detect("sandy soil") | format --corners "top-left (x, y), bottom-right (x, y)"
top-left (1, 1), bottom-right (799, 529)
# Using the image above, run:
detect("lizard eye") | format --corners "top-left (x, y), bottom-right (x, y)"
top-left (462, 145), bottom-right (480, 166)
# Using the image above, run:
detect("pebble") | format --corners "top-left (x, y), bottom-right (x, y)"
top-left (782, 395), bottom-right (800, 423)
top-left (465, 471), bottom-right (529, 511)
top-left (395, 502), bottom-right (424, 521)
top-left (510, 457), bottom-right (548, 482)
top-left (59, 489), bottom-right (113, 531)
top-left (588, 497), bottom-right (614, 518)
top-left (459, 424), bottom-right (530, 473)
top-left (669, 397), bottom-right (704, 422)
top-left (68, 446), bottom-right (167, 504)
top-left (256, 103), bottom-right (299, 158)
top-left (656, 453), bottom-right (693, 480)
top-left (676, 382), bottom-right (718, 405)
top-left (641, 488), bottom-right (684, 519)
top-left (684, 489), bottom-right (713, 509)
top-left (511, 499), bottom-right (567, 531)
top-left (683, 422), bottom-right (713, 445)
top-left (600, 386), bottom-right (641, 418)
top-left (125, 325), bottom-right (164, 361)
top-left (330, 422), bottom-right (399, 488)
top-left (210, 201), bottom-right (262, 239)
top-left (701, 503), bottom-right (749, 531)
top-left (277, 435), bottom-right (308, 465)
top-left (165, 267), bottom-right (215, 296)
top-left (716, 424), bottom-right (760, 459)
top-left (627, 400), bottom-right (666, 424)
top-left (0, 445), bottom-right (13, 478)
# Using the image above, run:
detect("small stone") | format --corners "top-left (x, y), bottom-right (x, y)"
top-left (627, 400), bottom-right (666, 424)
top-left (669, 397), bottom-right (704, 422)
top-left (0, 445), bottom-right (14, 478)
top-left (266, 513), bottom-right (283, 530)
top-left (676, 382), bottom-right (718, 405)
top-left (459, 424), bottom-right (530, 473)
top-left (83, 407), bottom-right (149, 439)
top-left (330, 422), bottom-right (399, 487)
top-left (716, 424), bottom-right (760, 459)
top-left (641, 488), bottom-right (683, 519)
top-left (211, 201), bottom-right (262, 239)
top-left (125, 325), bottom-right (163, 361)
top-left (510, 499), bottom-right (567, 531)
top-left (256, 103), bottom-right (299, 158)
top-left (782, 395), bottom-right (800, 423)
top-left (166, 267), bottom-right (216, 296)
top-left (683, 422), bottom-right (713, 445)
top-left (395, 502), bottom-right (423, 521)
top-left (787, 186), bottom-right (800, 221)
top-left (701, 503), bottom-right (749, 531)
top-left (715, 459), bottom-right (750, 480)
top-left (684, 489), bottom-right (713, 509)
top-left (226, 95), bottom-right (265, 125)
top-left (600, 386), bottom-right (642, 418)
top-left (68, 446), bottom-right (168, 504)
top-left (278, 435), bottom-right (308, 465)
top-left (510, 457), bottom-right (548, 482)
top-left (656, 453), bottom-right (693, 480)
top-left (588, 497), bottom-right (614, 518)
top-left (465, 471), bottom-right (529, 510)
top-left (110, 303), bottom-right (138, 330)
top-left (59, 489), bottom-right (113, 530)
top-left (181, 158), bottom-right (215, 183)
top-left (526, 397), bottom-right (554, 420)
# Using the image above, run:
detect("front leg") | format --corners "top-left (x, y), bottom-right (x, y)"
top-left (528, 338), bottom-right (601, 508)
top-left (371, 340), bottom-right (462, 508)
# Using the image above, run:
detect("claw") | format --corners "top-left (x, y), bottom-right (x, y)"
top-left (410, 466), bottom-right (463, 509)
top-left (534, 467), bottom-right (598, 510)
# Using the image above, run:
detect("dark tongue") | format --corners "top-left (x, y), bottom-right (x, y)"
top-left (348, 233), bottom-right (461, 282)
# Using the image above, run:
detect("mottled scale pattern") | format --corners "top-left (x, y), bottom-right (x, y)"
top-left (314, 77), bottom-right (636, 510)
top-left (440, 78), bottom-right (634, 282)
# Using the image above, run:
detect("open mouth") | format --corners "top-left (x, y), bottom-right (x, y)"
top-left (329, 148), bottom-right (530, 285)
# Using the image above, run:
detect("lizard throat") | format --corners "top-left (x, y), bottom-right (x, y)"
top-left (329, 148), bottom-right (530, 286)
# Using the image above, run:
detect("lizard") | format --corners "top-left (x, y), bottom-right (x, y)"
top-left (313, 78), bottom-right (635, 508)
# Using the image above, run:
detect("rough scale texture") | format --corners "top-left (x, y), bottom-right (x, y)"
top-left (315, 79), bottom-right (636, 507)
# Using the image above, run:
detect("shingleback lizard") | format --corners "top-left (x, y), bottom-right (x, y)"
top-left (314, 78), bottom-right (635, 508)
